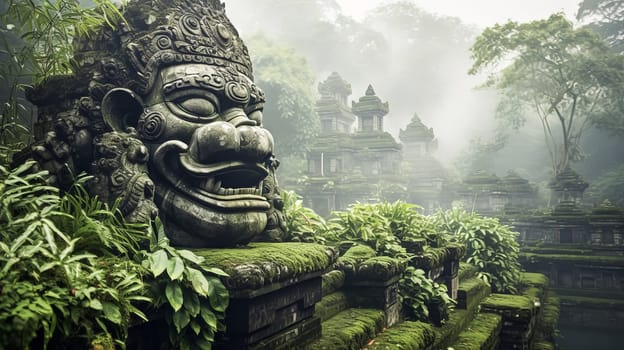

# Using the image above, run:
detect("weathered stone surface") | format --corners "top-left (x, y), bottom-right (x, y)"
top-left (26, 0), bottom-right (287, 247)
top-left (194, 243), bottom-right (337, 292)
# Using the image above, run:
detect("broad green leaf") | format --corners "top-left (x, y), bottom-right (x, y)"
top-left (149, 249), bottom-right (168, 277)
top-left (167, 256), bottom-right (185, 280)
top-left (89, 299), bottom-right (103, 310)
top-left (200, 305), bottom-right (217, 329)
top-left (102, 301), bottom-right (122, 324)
top-left (183, 288), bottom-right (201, 317)
top-left (177, 249), bottom-right (203, 265)
top-left (172, 308), bottom-right (190, 333)
top-left (165, 281), bottom-right (184, 312)
top-left (186, 267), bottom-right (209, 296)
top-left (207, 276), bottom-right (229, 312)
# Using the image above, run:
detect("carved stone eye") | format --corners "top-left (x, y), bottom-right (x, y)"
top-left (176, 97), bottom-right (217, 117)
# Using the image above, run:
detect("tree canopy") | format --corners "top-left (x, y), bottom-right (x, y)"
top-left (577, 0), bottom-right (624, 51)
top-left (247, 33), bottom-right (319, 157)
top-left (469, 14), bottom-right (624, 176)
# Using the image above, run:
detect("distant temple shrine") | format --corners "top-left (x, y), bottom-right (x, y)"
top-left (300, 72), bottom-right (448, 216)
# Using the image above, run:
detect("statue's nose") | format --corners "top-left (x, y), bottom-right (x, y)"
top-left (222, 107), bottom-right (257, 127)
top-left (186, 120), bottom-right (273, 164)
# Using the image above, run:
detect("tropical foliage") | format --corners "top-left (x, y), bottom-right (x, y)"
top-left (433, 208), bottom-right (522, 294)
top-left (280, 190), bottom-right (327, 243)
top-left (0, 162), bottom-right (229, 349)
top-left (0, 0), bottom-right (124, 163)
top-left (469, 14), bottom-right (624, 176)
top-left (577, 0), bottom-right (624, 51)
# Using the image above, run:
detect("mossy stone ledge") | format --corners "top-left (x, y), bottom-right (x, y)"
top-left (367, 321), bottom-right (435, 350)
top-left (449, 312), bottom-right (503, 350)
top-left (305, 308), bottom-right (386, 350)
top-left (194, 242), bottom-right (337, 293)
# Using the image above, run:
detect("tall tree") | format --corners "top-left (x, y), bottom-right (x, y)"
top-left (469, 14), bottom-right (624, 176)
top-left (247, 34), bottom-right (319, 157)
top-left (577, 0), bottom-right (624, 51)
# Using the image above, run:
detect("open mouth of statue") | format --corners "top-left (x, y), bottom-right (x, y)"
top-left (153, 140), bottom-right (271, 210)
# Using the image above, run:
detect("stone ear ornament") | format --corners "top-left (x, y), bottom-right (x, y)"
top-left (101, 88), bottom-right (145, 132)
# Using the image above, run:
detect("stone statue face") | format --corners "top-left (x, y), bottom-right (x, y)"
top-left (28, 0), bottom-right (285, 247)
top-left (137, 63), bottom-right (275, 247)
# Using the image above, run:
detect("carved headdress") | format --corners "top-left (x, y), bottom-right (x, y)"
top-left (74, 0), bottom-right (253, 95)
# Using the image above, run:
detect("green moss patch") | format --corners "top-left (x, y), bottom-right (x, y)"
top-left (367, 321), bottom-right (435, 350)
top-left (322, 270), bottom-right (345, 296)
top-left (449, 312), bottom-right (502, 350)
top-left (520, 272), bottom-right (549, 288)
top-left (520, 253), bottom-right (624, 267)
top-left (458, 262), bottom-right (479, 282)
top-left (336, 246), bottom-right (404, 282)
top-left (480, 294), bottom-right (535, 322)
top-left (315, 292), bottom-right (350, 322)
top-left (410, 247), bottom-right (448, 271)
top-left (430, 309), bottom-right (475, 349)
top-left (194, 242), bottom-right (336, 290)
top-left (532, 341), bottom-right (555, 350)
top-left (558, 294), bottom-right (624, 309)
top-left (538, 294), bottom-right (560, 336)
top-left (355, 256), bottom-right (405, 281)
top-left (457, 277), bottom-right (491, 312)
top-left (306, 308), bottom-right (386, 350)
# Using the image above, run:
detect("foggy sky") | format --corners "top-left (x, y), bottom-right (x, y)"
top-left (224, 0), bottom-right (584, 170)
top-left (336, 0), bottom-right (580, 26)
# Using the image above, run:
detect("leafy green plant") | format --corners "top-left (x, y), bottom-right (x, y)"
top-left (433, 208), bottom-right (522, 293)
top-left (374, 201), bottom-right (446, 247)
top-left (325, 202), bottom-right (407, 258)
top-left (143, 219), bottom-right (229, 350)
top-left (0, 0), bottom-right (125, 164)
top-left (281, 190), bottom-right (327, 243)
top-left (398, 266), bottom-right (455, 324)
top-left (0, 161), bottom-right (149, 349)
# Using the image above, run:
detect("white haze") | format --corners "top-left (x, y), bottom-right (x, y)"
top-left (224, 0), bottom-right (581, 166)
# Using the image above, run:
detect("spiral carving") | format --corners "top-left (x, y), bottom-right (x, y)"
top-left (138, 112), bottom-right (166, 141)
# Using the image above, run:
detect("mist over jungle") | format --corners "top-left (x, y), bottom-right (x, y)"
top-left (221, 0), bottom-right (624, 191)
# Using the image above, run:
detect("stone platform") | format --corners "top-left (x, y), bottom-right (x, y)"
top-left (194, 243), bottom-right (337, 350)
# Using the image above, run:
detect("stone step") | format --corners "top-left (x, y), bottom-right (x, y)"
top-left (304, 308), bottom-right (386, 350)
top-left (315, 291), bottom-right (350, 322)
top-left (458, 262), bottom-right (479, 282)
top-left (448, 312), bottom-right (503, 350)
top-left (365, 321), bottom-right (435, 350)
top-left (457, 277), bottom-right (491, 312)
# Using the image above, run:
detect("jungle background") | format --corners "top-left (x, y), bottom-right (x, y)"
top-left (1, 0), bottom-right (623, 203)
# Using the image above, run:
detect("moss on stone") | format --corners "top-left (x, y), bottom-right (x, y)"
top-left (458, 262), bottom-right (479, 282)
top-left (315, 292), bottom-right (350, 322)
top-left (367, 321), bottom-right (435, 350)
top-left (532, 341), bottom-right (555, 350)
top-left (355, 256), bottom-right (405, 281)
top-left (322, 270), bottom-right (345, 296)
top-left (410, 246), bottom-right (448, 270)
top-left (480, 294), bottom-right (535, 322)
top-left (336, 245), bottom-right (378, 279)
top-left (342, 244), bottom-right (377, 259)
top-left (558, 294), bottom-right (624, 309)
top-left (194, 242), bottom-right (336, 290)
top-left (450, 312), bottom-right (502, 350)
top-left (520, 272), bottom-right (549, 288)
top-left (431, 309), bottom-right (475, 349)
top-left (457, 277), bottom-right (491, 312)
top-left (306, 308), bottom-right (386, 350)
top-left (519, 252), bottom-right (624, 267)
top-left (522, 286), bottom-right (542, 301)
top-left (538, 294), bottom-right (560, 336)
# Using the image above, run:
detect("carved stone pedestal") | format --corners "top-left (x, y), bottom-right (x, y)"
top-left (195, 243), bottom-right (337, 350)
top-left (343, 276), bottom-right (401, 327)
top-left (217, 272), bottom-right (323, 349)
